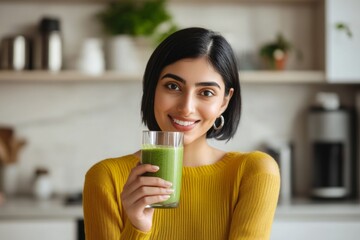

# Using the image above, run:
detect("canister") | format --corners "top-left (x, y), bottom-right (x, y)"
top-left (0, 35), bottom-right (30, 71)
top-left (33, 17), bottom-right (63, 72)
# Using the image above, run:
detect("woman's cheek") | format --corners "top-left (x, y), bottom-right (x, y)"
top-left (201, 103), bottom-right (222, 119)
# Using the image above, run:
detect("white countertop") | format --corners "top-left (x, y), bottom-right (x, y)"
top-left (0, 196), bottom-right (83, 220)
top-left (276, 199), bottom-right (360, 220)
top-left (1, 196), bottom-right (360, 221)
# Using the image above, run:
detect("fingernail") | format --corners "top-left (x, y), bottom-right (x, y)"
top-left (165, 181), bottom-right (172, 187)
top-left (166, 188), bottom-right (174, 193)
top-left (152, 165), bottom-right (159, 171)
top-left (162, 195), bottom-right (171, 200)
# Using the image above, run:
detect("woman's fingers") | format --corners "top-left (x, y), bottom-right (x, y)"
top-left (124, 175), bottom-right (172, 197)
top-left (126, 163), bottom-right (159, 183)
top-left (133, 195), bottom-right (171, 209)
top-left (123, 163), bottom-right (172, 197)
top-left (121, 163), bottom-right (173, 209)
top-left (124, 185), bottom-right (174, 205)
top-left (121, 176), bottom-right (173, 207)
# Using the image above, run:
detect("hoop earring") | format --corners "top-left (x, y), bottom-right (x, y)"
top-left (213, 115), bottom-right (224, 131)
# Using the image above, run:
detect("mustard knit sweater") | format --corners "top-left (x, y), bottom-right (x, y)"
top-left (83, 151), bottom-right (280, 240)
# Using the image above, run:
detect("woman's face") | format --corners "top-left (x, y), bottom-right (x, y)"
top-left (154, 57), bottom-right (233, 146)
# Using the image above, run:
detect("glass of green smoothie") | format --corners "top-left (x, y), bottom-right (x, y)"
top-left (141, 130), bottom-right (184, 208)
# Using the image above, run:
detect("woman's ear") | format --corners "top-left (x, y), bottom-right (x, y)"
top-left (220, 88), bottom-right (234, 113)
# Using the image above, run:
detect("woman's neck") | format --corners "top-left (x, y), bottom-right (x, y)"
top-left (182, 137), bottom-right (225, 167)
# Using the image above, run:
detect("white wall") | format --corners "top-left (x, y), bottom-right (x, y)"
top-left (0, 81), bottom-right (357, 196)
top-left (170, 2), bottom-right (317, 70)
top-left (0, 2), bottom-right (358, 197)
top-left (0, 2), bottom-right (316, 70)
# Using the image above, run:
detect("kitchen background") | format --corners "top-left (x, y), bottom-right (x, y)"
top-left (0, 0), bottom-right (360, 239)
top-left (0, 0), bottom-right (326, 197)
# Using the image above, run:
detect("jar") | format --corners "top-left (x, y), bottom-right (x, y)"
top-left (33, 168), bottom-right (53, 200)
top-left (0, 163), bottom-right (19, 196)
top-left (77, 38), bottom-right (105, 75)
top-left (0, 35), bottom-right (30, 71)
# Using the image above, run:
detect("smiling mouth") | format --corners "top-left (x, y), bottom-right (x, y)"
top-left (171, 117), bottom-right (198, 126)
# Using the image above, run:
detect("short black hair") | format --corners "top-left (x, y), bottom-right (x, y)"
top-left (141, 27), bottom-right (241, 141)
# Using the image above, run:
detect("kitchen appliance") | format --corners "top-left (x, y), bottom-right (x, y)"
top-left (308, 105), bottom-right (354, 199)
top-left (0, 35), bottom-right (30, 71)
top-left (265, 141), bottom-right (293, 204)
top-left (33, 17), bottom-right (63, 72)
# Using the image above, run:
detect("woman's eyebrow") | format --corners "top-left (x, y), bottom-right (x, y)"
top-left (161, 73), bottom-right (185, 84)
top-left (161, 73), bottom-right (221, 89)
top-left (196, 82), bottom-right (221, 89)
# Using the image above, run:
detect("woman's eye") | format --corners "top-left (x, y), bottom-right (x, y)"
top-left (166, 83), bottom-right (180, 91)
top-left (201, 90), bottom-right (215, 97)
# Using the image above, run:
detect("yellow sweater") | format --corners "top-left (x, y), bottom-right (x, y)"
top-left (83, 151), bottom-right (280, 240)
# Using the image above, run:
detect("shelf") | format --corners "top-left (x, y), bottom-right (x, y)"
top-left (240, 70), bottom-right (325, 84)
top-left (0, 71), bottom-right (142, 83)
top-left (0, 70), bottom-right (325, 84)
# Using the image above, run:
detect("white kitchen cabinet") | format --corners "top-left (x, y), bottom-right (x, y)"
top-left (325, 0), bottom-right (360, 82)
top-left (0, 219), bottom-right (77, 240)
top-left (0, 197), bottom-right (83, 240)
top-left (271, 220), bottom-right (360, 240)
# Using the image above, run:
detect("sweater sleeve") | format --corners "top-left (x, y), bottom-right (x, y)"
top-left (83, 161), bottom-right (151, 240)
top-left (229, 152), bottom-right (281, 240)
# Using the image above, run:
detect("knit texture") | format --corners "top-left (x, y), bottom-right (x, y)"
top-left (83, 151), bottom-right (280, 240)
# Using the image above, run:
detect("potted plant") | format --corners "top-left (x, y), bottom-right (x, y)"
top-left (259, 33), bottom-right (292, 70)
top-left (97, 0), bottom-right (177, 72)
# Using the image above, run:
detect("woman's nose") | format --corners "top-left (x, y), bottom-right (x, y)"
top-left (177, 93), bottom-right (195, 116)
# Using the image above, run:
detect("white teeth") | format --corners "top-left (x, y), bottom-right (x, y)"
top-left (173, 118), bottom-right (195, 126)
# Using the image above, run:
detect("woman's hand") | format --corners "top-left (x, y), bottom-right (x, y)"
top-left (121, 163), bottom-right (173, 232)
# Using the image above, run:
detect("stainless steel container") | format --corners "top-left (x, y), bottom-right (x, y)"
top-left (265, 141), bottom-right (293, 205)
top-left (33, 17), bottom-right (63, 72)
top-left (0, 35), bottom-right (30, 71)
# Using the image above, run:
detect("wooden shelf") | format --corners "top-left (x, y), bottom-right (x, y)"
top-left (240, 70), bottom-right (325, 83)
top-left (0, 70), bottom-right (325, 84)
top-left (0, 71), bottom-right (142, 82)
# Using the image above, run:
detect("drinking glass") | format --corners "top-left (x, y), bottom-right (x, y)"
top-left (141, 131), bottom-right (184, 208)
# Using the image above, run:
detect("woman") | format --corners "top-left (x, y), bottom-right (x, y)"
top-left (83, 27), bottom-right (280, 240)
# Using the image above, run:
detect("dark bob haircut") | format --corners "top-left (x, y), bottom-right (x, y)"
top-left (141, 27), bottom-right (241, 141)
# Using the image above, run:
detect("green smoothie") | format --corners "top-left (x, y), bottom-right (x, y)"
top-left (141, 146), bottom-right (183, 208)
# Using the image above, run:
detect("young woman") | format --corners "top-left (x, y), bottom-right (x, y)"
top-left (83, 27), bottom-right (280, 240)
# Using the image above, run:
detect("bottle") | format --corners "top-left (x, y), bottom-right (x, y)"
top-left (34, 17), bottom-right (63, 72)
top-left (33, 168), bottom-right (53, 200)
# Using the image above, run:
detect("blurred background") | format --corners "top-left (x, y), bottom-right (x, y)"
top-left (0, 0), bottom-right (359, 239)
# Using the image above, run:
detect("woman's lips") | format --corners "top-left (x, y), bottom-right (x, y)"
top-left (173, 118), bottom-right (195, 126)
top-left (169, 116), bottom-right (199, 131)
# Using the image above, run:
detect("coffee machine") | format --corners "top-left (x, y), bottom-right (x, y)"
top-left (308, 93), bottom-right (354, 199)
